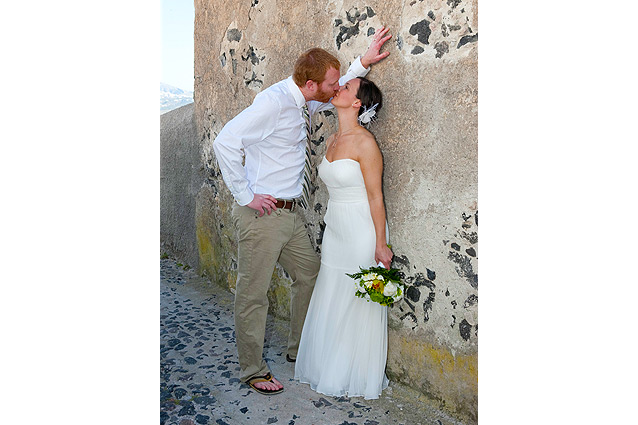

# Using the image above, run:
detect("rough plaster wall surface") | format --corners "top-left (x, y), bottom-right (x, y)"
top-left (160, 103), bottom-right (201, 269)
top-left (194, 0), bottom-right (477, 422)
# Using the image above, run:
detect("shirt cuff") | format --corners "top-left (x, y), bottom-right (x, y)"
top-left (352, 56), bottom-right (370, 76)
top-left (234, 189), bottom-right (254, 206)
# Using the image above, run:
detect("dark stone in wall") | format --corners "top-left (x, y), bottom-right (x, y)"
top-left (457, 33), bottom-right (478, 49)
top-left (400, 312), bottom-right (417, 328)
top-left (428, 11), bottom-right (435, 20)
top-left (406, 286), bottom-right (421, 302)
top-left (460, 231), bottom-right (478, 245)
top-left (468, 274), bottom-right (478, 289)
top-left (448, 250), bottom-right (478, 289)
top-left (427, 268), bottom-right (436, 281)
top-left (244, 71), bottom-right (262, 87)
top-left (312, 135), bottom-right (324, 147)
top-left (393, 255), bottom-right (410, 268)
top-left (464, 294), bottom-right (478, 308)
top-left (226, 29), bottom-right (242, 42)
top-left (423, 292), bottom-right (435, 322)
top-left (368, 27), bottom-right (375, 36)
top-left (405, 273), bottom-right (435, 291)
top-left (404, 299), bottom-right (415, 312)
top-left (409, 19), bottom-right (431, 45)
top-left (447, 0), bottom-right (462, 8)
top-left (442, 23), bottom-right (449, 38)
top-left (396, 34), bottom-right (403, 50)
top-left (366, 6), bottom-right (376, 17)
top-left (451, 242), bottom-right (461, 251)
top-left (316, 221), bottom-right (326, 246)
top-left (241, 46), bottom-right (262, 65)
top-left (346, 8), bottom-right (360, 23)
top-left (334, 18), bottom-right (343, 27)
top-left (466, 247), bottom-right (476, 257)
top-left (459, 319), bottom-right (472, 341)
top-left (411, 46), bottom-right (424, 55)
top-left (336, 22), bottom-right (360, 50)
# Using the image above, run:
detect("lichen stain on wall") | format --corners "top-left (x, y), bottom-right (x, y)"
top-left (387, 333), bottom-right (478, 423)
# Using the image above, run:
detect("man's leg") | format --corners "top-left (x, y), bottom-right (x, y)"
top-left (232, 204), bottom-right (290, 384)
top-left (277, 210), bottom-right (321, 360)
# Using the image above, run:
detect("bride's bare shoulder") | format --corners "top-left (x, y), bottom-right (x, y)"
top-left (355, 130), bottom-right (382, 164)
top-left (356, 129), bottom-right (379, 149)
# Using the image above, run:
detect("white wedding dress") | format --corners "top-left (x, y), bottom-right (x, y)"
top-left (294, 157), bottom-right (389, 400)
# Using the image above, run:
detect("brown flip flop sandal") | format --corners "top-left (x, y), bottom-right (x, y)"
top-left (247, 372), bottom-right (284, 395)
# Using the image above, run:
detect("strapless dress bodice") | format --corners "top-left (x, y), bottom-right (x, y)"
top-left (317, 157), bottom-right (368, 203)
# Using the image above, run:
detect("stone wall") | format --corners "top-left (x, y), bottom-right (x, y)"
top-left (193, 0), bottom-right (477, 422)
top-left (160, 103), bottom-right (201, 269)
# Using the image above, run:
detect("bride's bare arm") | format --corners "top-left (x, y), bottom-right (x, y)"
top-left (358, 133), bottom-right (393, 269)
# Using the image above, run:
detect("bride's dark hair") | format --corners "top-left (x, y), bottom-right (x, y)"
top-left (356, 77), bottom-right (383, 118)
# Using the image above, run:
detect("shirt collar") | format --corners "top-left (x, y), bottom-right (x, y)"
top-left (285, 76), bottom-right (307, 109)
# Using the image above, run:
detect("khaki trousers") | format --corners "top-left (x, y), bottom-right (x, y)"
top-left (231, 203), bottom-right (320, 383)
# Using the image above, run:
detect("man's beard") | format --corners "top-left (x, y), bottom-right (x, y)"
top-left (315, 86), bottom-right (336, 103)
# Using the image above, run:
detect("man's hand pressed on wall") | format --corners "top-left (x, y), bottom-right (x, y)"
top-left (361, 26), bottom-right (392, 68)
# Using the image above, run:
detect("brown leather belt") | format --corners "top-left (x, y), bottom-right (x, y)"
top-left (274, 199), bottom-right (298, 211)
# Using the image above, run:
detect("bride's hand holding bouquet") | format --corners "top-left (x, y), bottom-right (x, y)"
top-left (375, 242), bottom-right (393, 270)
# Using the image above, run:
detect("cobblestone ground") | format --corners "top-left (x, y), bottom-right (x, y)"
top-left (160, 258), bottom-right (467, 425)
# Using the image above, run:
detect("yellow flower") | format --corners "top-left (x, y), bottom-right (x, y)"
top-left (372, 279), bottom-right (384, 292)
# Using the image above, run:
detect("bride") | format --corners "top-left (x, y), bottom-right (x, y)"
top-left (294, 77), bottom-right (393, 399)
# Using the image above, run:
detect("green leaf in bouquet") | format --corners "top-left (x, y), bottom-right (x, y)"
top-left (369, 291), bottom-right (385, 304)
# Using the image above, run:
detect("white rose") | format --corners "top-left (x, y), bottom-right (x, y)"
top-left (392, 290), bottom-right (403, 302)
top-left (362, 273), bottom-right (376, 281)
top-left (383, 281), bottom-right (398, 297)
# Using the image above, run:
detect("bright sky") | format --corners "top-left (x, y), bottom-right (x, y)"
top-left (161, 0), bottom-right (194, 92)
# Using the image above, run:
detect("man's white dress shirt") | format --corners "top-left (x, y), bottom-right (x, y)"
top-left (213, 57), bottom-right (369, 206)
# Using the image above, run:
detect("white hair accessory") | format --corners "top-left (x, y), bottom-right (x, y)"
top-left (358, 103), bottom-right (379, 127)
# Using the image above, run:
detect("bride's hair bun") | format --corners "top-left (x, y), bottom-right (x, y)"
top-left (356, 78), bottom-right (383, 127)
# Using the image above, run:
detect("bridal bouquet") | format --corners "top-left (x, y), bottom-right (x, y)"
top-left (347, 263), bottom-right (404, 306)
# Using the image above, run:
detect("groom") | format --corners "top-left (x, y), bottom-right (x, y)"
top-left (213, 27), bottom-right (392, 394)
